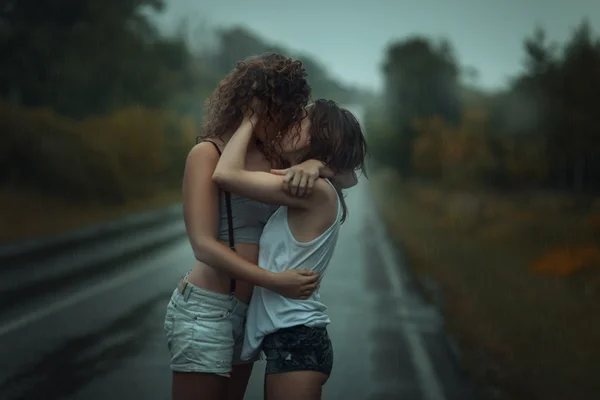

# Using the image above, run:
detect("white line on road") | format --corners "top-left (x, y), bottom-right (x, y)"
top-left (0, 242), bottom-right (186, 338)
top-left (369, 203), bottom-right (447, 400)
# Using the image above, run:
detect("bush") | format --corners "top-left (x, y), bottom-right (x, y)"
top-left (1, 101), bottom-right (195, 204)
top-left (366, 105), bottom-right (550, 190)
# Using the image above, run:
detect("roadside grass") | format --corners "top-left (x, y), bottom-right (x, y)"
top-left (372, 169), bottom-right (600, 400)
top-left (0, 188), bottom-right (182, 245)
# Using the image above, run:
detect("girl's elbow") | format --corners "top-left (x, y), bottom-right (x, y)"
top-left (212, 170), bottom-right (223, 184)
top-left (212, 170), bottom-right (230, 186)
top-left (191, 237), bottom-right (213, 263)
top-left (212, 171), bottom-right (237, 191)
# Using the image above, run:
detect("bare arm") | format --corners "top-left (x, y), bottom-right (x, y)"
top-left (183, 143), bottom-right (317, 298)
top-left (213, 119), bottom-right (330, 207)
top-left (270, 161), bottom-right (359, 197)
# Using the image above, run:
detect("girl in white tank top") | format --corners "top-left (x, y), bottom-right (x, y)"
top-left (213, 99), bottom-right (368, 400)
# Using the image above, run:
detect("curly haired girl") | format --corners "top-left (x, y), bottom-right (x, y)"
top-left (201, 53), bottom-right (312, 165)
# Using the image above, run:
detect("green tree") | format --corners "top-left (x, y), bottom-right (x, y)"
top-left (557, 20), bottom-right (600, 192)
top-left (380, 36), bottom-right (462, 173)
top-left (508, 20), bottom-right (600, 192)
top-left (0, 0), bottom-right (190, 117)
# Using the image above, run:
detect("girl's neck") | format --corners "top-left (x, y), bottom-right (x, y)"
top-left (283, 150), bottom-right (306, 166)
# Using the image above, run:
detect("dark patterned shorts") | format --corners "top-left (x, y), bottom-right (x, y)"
top-left (262, 325), bottom-right (333, 376)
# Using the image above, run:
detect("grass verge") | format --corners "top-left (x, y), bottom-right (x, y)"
top-left (372, 169), bottom-right (600, 400)
top-left (0, 188), bottom-right (182, 245)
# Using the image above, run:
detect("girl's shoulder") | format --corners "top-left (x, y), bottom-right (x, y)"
top-left (193, 139), bottom-right (224, 154)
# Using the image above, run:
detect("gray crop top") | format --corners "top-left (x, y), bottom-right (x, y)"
top-left (217, 193), bottom-right (278, 244)
top-left (200, 139), bottom-right (277, 245)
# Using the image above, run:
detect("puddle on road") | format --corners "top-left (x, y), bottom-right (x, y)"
top-left (0, 292), bottom-right (171, 400)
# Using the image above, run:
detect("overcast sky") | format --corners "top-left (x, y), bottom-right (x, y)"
top-left (154, 0), bottom-right (599, 92)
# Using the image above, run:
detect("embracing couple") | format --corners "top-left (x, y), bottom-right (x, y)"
top-left (164, 52), bottom-right (368, 400)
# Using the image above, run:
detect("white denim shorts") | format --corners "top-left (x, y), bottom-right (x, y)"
top-left (163, 278), bottom-right (258, 377)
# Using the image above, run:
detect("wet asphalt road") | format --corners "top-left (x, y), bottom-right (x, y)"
top-left (0, 180), bottom-right (478, 400)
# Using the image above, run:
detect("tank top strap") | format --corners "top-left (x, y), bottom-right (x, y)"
top-left (198, 139), bottom-right (222, 156)
top-left (323, 178), bottom-right (342, 220)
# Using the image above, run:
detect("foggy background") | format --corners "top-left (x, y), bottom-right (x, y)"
top-left (154, 0), bottom-right (600, 91)
top-left (1, 1), bottom-right (600, 399)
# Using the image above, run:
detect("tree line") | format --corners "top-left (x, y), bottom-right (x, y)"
top-left (0, 0), bottom-right (363, 203)
top-left (368, 19), bottom-right (600, 194)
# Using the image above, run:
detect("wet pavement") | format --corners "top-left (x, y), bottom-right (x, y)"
top-left (0, 180), bottom-right (478, 400)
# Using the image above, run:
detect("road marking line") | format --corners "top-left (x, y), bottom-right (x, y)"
top-left (0, 242), bottom-right (187, 337)
top-left (369, 202), bottom-right (447, 400)
top-left (374, 217), bottom-right (405, 299)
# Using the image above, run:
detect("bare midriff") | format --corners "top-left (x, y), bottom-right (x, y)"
top-left (185, 241), bottom-right (260, 304)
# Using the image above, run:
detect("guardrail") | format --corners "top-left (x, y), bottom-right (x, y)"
top-left (0, 204), bottom-right (183, 265)
top-left (0, 203), bottom-right (187, 314)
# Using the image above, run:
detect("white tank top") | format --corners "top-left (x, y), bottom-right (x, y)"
top-left (241, 179), bottom-right (342, 361)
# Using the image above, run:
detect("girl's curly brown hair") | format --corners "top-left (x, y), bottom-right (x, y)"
top-left (199, 53), bottom-right (312, 164)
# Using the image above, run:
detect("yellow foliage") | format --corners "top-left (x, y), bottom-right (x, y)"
top-left (80, 108), bottom-right (170, 187)
top-left (2, 100), bottom-right (196, 202)
top-left (531, 244), bottom-right (600, 276)
top-left (412, 108), bottom-right (495, 184)
top-left (588, 213), bottom-right (600, 231)
top-left (411, 106), bottom-right (552, 187)
top-left (502, 137), bottom-right (548, 183)
top-left (412, 116), bottom-right (446, 177)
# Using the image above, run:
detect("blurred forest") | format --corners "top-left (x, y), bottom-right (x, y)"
top-left (368, 19), bottom-right (600, 194)
top-left (0, 0), bottom-right (364, 209)
top-left (3, 2), bottom-right (599, 397)
top-left (368, 19), bottom-right (600, 399)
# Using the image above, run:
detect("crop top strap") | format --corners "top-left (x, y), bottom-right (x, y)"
top-left (199, 140), bottom-right (236, 294)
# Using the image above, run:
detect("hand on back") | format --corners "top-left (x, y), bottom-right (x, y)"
top-left (267, 269), bottom-right (320, 300)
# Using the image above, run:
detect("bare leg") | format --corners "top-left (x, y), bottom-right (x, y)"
top-left (265, 371), bottom-right (328, 400)
top-left (225, 362), bottom-right (255, 400)
top-left (172, 371), bottom-right (228, 400)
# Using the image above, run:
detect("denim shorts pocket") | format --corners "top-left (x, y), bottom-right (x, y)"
top-left (195, 301), bottom-right (232, 321)
top-left (172, 296), bottom-right (231, 322)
